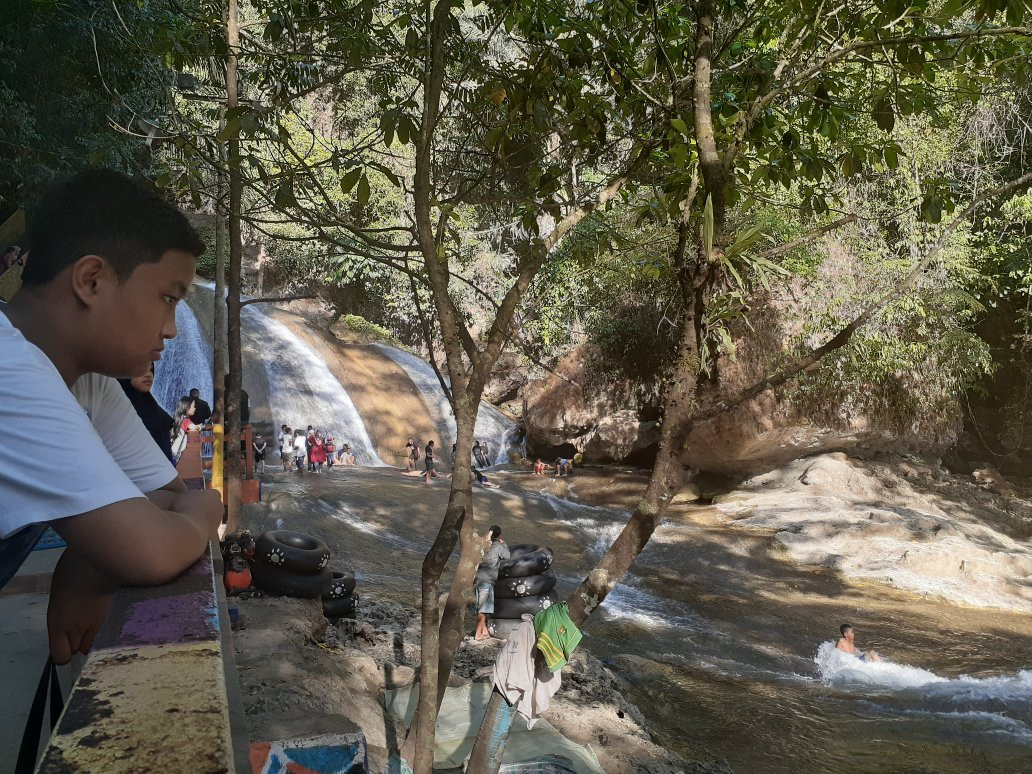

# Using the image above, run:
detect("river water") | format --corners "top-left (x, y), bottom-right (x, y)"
top-left (249, 467), bottom-right (1032, 773)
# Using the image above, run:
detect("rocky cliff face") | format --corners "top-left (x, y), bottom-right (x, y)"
top-left (517, 240), bottom-right (965, 473)
top-left (519, 348), bottom-right (661, 463)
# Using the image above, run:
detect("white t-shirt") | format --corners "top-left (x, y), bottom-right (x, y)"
top-left (0, 309), bottom-right (178, 539)
top-left (294, 435), bottom-right (306, 457)
top-left (280, 431), bottom-right (293, 455)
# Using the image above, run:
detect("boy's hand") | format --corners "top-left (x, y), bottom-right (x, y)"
top-left (47, 549), bottom-right (118, 665)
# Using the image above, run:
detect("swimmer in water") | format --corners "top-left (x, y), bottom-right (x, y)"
top-left (836, 623), bottom-right (881, 662)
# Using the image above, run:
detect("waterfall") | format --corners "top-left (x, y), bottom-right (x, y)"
top-left (369, 343), bottom-right (520, 466)
top-left (242, 304), bottom-right (385, 466)
top-left (153, 300), bottom-right (213, 415)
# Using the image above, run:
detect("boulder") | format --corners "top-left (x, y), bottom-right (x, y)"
top-left (522, 348), bottom-right (660, 462)
top-left (482, 351), bottom-right (524, 407)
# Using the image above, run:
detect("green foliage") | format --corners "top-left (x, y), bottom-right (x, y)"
top-left (587, 305), bottom-right (678, 385)
top-left (0, 0), bottom-right (176, 209)
top-left (186, 215), bottom-right (217, 279)
top-left (338, 314), bottom-right (402, 346)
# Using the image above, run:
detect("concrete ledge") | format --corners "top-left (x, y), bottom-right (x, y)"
top-left (36, 543), bottom-right (242, 773)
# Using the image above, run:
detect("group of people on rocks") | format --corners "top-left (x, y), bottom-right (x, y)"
top-left (399, 436), bottom-right (504, 488)
top-left (533, 456), bottom-right (576, 476)
top-left (278, 424), bottom-right (356, 473)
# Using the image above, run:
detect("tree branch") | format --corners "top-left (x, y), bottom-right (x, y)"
top-left (239, 294), bottom-right (316, 308)
top-left (726, 25), bottom-right (1032, 170)
top-left (750, 214), bottom-right (857, 261)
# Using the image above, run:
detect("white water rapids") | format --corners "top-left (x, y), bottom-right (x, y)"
top-left (154, 300), bottom-right (213, 414)
top-left (240, 302), bottom-right (384, 466)
top-left (814, 641), bottom-right (1032, 744)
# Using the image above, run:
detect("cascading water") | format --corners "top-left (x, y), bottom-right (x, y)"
top-left (153, 299), bottom-right (213, 414)
top-left (241, 303), bottom-right (385, 466)
top-left (154, 282), bottom-right (384, 466)
top-left (369, 343), bottom-right (520, 465)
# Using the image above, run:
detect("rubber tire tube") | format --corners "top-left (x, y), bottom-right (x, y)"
top-left (255, 530), bottom-right (331, 574)
top-left (492, 590), bottom-right (559, 619)
top-left (494, 572), bottom-right (556, 599)
top-left (321, 568), bottom-right (357, 600)
top-left (252, 560), bottom-right (332, 599)
top-left (487, 618), bottom-right (527, 640)
top-left (322, 594), bottom-right (358, 619)
top-left (504, 543), bottom-right (540, 560)
top-left (498, 546), bottom-right (554, 578)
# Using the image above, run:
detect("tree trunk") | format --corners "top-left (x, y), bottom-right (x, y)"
top-left (223, 0), bottom-right (243, 532)
top-left (565, 306), bottom-right (700, 625)
top-left (433, 398), bottom-right (480, 710)
top-left (213, 163), bottom-right (227, 420)
top-left (405, 391), bottom-right (479, 772)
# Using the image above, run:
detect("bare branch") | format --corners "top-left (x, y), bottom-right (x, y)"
top-left (750, 214), bottom-right (857, 261)
top-left (239, 294), bottom-right (316, 308)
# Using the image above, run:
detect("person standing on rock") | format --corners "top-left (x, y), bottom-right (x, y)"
top-left (279, 425), bottom-right (293, 472)
top-left (305, 426), bottom-right (316, 472)
top-left (473, 525), bottom-right (509, 640)
top-left (400, 437), bottom-right (418, 471)
top-left (293, 429), bottom-right (307, 472)
top-left (253, 434), bottom-right (267, 474)
top-left (423, 439), bottom-right (436, 484)
top-left (310, 433), bottom-right (327, 472)
top-left (473, 440), bottom-right (490, 469)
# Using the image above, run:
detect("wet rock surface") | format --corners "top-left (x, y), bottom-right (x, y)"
top-left (714, 453), bottom-right (1032, 611)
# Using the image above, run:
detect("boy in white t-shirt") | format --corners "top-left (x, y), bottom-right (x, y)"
top-left (0, 169), bottom-right (223, 665)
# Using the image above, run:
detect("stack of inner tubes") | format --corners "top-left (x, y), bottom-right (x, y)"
top-left (321, 568), bottom-right (358, 620)
top-left (251, 530), bottom-right (332, 599)
top-left (489, 544), bottom-right (556, 639)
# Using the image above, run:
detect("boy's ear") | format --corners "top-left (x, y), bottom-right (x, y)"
top-left (70, 255), bottom-right (113, 306)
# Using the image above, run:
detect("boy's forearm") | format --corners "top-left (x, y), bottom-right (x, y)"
top-left (58, 491), bottom-right (223, 587)
top-left (115, 507), bottom-right (217, 585)
top-left (59, 547), bottom-right (121, 595)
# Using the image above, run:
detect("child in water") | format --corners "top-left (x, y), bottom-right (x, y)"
top-left (836, 623), bottom-right (881, 662)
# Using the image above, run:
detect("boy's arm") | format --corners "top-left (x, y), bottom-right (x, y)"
top-left (53, 489), bottom-right (223, 586)
top-left (47, 490), bottom-right (222, 664)
top-left (47, 548), bottom-right (118, 664)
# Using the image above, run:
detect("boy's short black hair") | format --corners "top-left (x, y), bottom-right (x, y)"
top-left (22, 169), bottom-right (205, 287)
top-left (489, 525), bottom-right (502, 540)
top-left (840, 623), bottom-right (852, 636)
